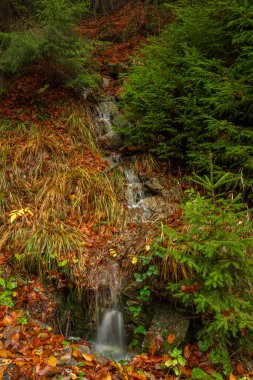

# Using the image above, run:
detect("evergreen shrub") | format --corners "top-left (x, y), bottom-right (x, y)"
top-left (0, 0), bottom-right (97, 88)
top-left (155, 171), bottom-right (253, 373)
top-left (120, 0), bottom-right (253, 196)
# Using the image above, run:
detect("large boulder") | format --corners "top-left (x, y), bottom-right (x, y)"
top-left (145, 177), bottom-right (183, 202)
top-left (143, 305), bottom-right (190, 354)
top-left (138, 196), bottom-right (174, 218)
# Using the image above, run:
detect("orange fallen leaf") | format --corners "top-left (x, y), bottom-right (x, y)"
top-left (2, 316), bottom-right (13, 326)
top-left (167, 334), bottom-right (176, 344)
top-left (82, 353), bottom-right (94, 362)
top-left (229, 374), bottom-right (237, 380)
top-left (236, 364), bottom-right (245, 375)
top-left (0, 350), bottom-right (15, 358)
top-left (131, 372), bottom-right (147, 380)
top-left (184, 344), bottom-right (191, 359)
top-left (181, 284), bottom-right (199, 293)
top-left (48, 356), bottom-right (58, 367)
top-left (72, 349), bottom-right (79, 358)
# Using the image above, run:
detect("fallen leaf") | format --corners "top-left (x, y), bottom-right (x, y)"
top-left (167, 334), bottom-right (176, 344)
top-left (229, 374), bottom-right (237, 380)
top-left (131, 256), bottom-right (138, 264)
top-left (181, 284), bottom-right (199, 293)
top-left (0, 350), bottom-right (15, 358)
top-left (131, 372), bottom-right (147, 380)
top-left (2, 316), bottom-right (13, 326)
top-left (148, 341), bottom-right (157, 356)
top-left (82, 353), bottom-right (94, 362)
top-left (236, 364), bottom-right (245, 375)
top-left (48, 356), bottom-right (58, 367)
top-left (184, 344), bottom-right (191, 359)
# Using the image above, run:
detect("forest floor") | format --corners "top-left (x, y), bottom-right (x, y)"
top-left (0, 2), bottom-right (252, 380)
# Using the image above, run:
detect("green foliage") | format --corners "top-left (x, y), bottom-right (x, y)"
top-left (190, 367), bottom-right (223, 380)
top-left (130, 169), bottom-right (253, 370)
top-left (0, 0), bottom-right (97, 88)
top-left (164, 181), bottom-right (253, 372)
top-left (0, 274), bottom-right (17, 307)
top-left (121, 0), bottom-right (253, 196)
top-left (164, 348), bottom-right (186, 377)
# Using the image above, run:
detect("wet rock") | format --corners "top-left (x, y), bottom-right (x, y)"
top-left (145, 177), bottom-right (164, 193)
top-left (145, 177), bottom-right (182, 202)
top-left (102, 154), bottom-right (121, 169)
top-left (102, 77), bottom-right (110, 88)
top-left (78, 344), bottom-right (91, 355)
top-left (90, 351), bottom-right (108, 365)
top-left (58, 352), bottom-right (78, 366)
top-left (98, 130), bottom-right (123, 149)
top-left (138, 196), bottom-right (174, 218)
top-left (143, 306), bottom-right (190, 353)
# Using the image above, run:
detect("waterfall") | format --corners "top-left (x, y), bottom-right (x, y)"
top-left (124, 168), bottom-right (151, 220)
top-left (94, 102), bottom-right (114, 136)
top-left (94, 263), bottom-right (127, 361)
top-left (124, 168), bottom-right (145, 208)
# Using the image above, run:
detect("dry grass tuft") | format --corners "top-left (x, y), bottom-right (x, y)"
top-left (0, 106), bottom-right (126, 287)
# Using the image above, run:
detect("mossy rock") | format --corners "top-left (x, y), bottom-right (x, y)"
top-left (142, 305), bottom-right (189, 354)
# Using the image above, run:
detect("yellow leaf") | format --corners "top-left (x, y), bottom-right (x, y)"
top-left (46, 326), bottom-right (52, 331)
top-left (102, 374), bottom-right (112, 380)
top-left (131, 256), bottom-right (138, 264)
top-left (48, 356), bottom-right (58, 367)
top-left (10, 213), bottom-right (19, 223)
top-left (145, 245), bottom-right (150, 251)
top-left (12, 292), bottom-right (17, 297)
top-left (109, 248), bottom-right (117, 257)
top-left (26, 208), bottom-right (34, 216)
top-left (70, 373), bottom-right (77, 380)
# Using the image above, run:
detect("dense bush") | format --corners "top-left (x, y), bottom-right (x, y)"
top-left (120, 0), bottom-right (253, 196)
top-left (135, 171), bottom-right (253, 373)
top-left (0, 0), bottom-right (97, 89)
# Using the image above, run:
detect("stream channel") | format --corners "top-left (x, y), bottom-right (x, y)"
top-left (63, 97), bottom-right (186, 361)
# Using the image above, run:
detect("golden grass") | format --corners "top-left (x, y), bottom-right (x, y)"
top-left (0, 106), bottom-right (126, 285)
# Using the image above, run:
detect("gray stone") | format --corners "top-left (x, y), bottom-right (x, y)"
top-left (102, 77), bottom-right (110, 88)
top-left (138, 196), bottom-right (174, 218)
top-left (77, 344), bottom-right (91, 355)
top-left (143, 306), bottom-right (189, 353)
top-left (58, 352), bottom-right (78, 366)
top-left (98, 130), bottom-right (123, 149)
top-left (145, 178), bottom-right (164, 193)
top-left (89, 351), bottom-right (108, 365)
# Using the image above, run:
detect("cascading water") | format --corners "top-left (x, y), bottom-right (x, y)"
top-left (124, 168), bottom-right (151, 220)
top-left (94, 263), bottom-right (127, 361)
top-left (124, 169), bottom-right (145, 207)
top-left (94, 102), bottom-right (114, 136)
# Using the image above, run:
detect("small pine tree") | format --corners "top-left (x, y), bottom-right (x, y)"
top-left (164, 172), bottom-right (253, 373)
